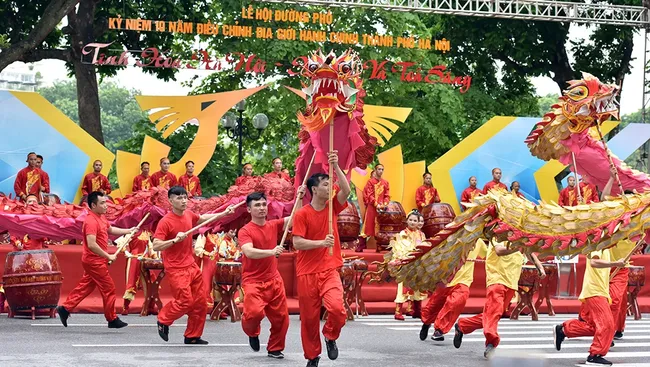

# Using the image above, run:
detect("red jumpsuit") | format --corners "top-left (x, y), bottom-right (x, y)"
top-left (62, 211), bottom-right (118, 322)
top-left (293, 198), bottom-right (348, 361)
top-left (238, 218), bottom-right (289, 353)
top-left (362, 177), bottom-right (390, 237)
top-left (122, 231), bottom-right (151, 312)
top-left (155, 210), bottom-right (206, 339)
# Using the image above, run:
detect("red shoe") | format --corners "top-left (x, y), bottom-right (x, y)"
top-left (394, 303), bottom-right (405, 320)
top-left (394, 313), bottom-right (405, 321)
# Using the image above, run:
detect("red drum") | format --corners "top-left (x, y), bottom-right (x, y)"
top-left (141, 258), bottom-right (164, 270)
top-left (375, 201), bottom-right (406, 248)
top-left (2, 250), bottom-right (62, 317)
top-left (421, 203), bottom-right (456, 238)
top-left (215, 262), bottom-right (242, 285)
top-left (628, 266), bottom-right (645, 287)
top-left (519, 265), bottom-right (539, 287)
top-left (340, 263), bottom-right (356, 291)
top-left (338, 201), bottom-right (361, 243)
top-left (351, 259), bottom-right (368, 272)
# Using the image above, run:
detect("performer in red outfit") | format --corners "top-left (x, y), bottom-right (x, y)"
top-left (558, 175), bottom-right (578, 206)
top-left (293, 151), bottom-right (351, 367)
top-left (482, 168), bottom-right (508, 194)
top-left (579, 177), bottom-right (600, 204)
top-left (510, 181), bottom-right (525, 199)
top-left (35, 154), bottom-right (51, 194)
top-left (358, 164), bottom-right (390, 252)
top-left (10, 195), bottom-right (46, 250)
top-left (121, 230), bottom-right (152, 315)
top-left (235, 163), bottom-right (255, 186)
top-left (239, 187), bottom-right (305, 359)
top-left (151, 157), bottom-right (178, 189)
top-left (415, 173), bottom-right (440, 211)
top-left (56, 192), bottom-right (133, 328)
top-left (81, 160), bottom-right (112, 196)
top-left (14, 152), bottom-right (46, 201)
top-left (460, 176), bottom-right (481, 210)
top-left (264, 158), bottom-right (292, 182)
top-left (132, 162), bottom-right (152, 192)
top-left (178, 160), bottom-right (202, 197)
top-left (153, 186), bottom-right (236, 344)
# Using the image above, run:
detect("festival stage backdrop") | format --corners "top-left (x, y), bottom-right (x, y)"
top-left (0, 91), bottom-right (114, 204)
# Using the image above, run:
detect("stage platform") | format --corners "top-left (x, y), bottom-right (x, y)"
top-left (1, 244), bottom-right (649, 315)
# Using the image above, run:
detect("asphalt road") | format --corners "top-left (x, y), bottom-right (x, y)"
top-left (1, 313), bottom-right (649, 367)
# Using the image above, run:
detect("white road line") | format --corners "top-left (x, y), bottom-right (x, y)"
top-left (31, 324), bottom-right (188, 327)
top-left (497, 342), bottom-right (650, 350)
top-left (531, 352), bottom-right (650, 359)
top-left (386, 327), bottom-right (650, 335)
top-left (72, 343), bottom-right (267, 347)
top-left (459, 335), bottom-right (650, 342)
top-left (370, 324), bottom-right (650, 331)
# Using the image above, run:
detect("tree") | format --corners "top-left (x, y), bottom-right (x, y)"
top-left (537, 93), bottom-right (560, 116)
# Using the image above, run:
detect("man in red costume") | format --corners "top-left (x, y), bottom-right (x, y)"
top-left (558, 175), bottom-right (578, 206)
top-left (153, 186), bottom-right (235, 344)
top-left (56, 191), bottom-right (133, 329)
top-left (81, 160), bottom-right (111, 196)
top-left (132, 162), bottom-right (152, 192)
top-left (264, 158), bottom-right (292, 182)
top-left (293, 151), bottom-right (351, 367)
top-left (238, 187), bottom-right (305, 359)
top-left (359, 164), bottom-right (390, 252)
top-left (460, 176), bottom-right (481, 210)
top-left (483, 168), bottom-right (507, 194)
top-left (14, 152), bottom-right (46, 201)
top-left (10, 195), bottom-right (46, 250)
top-left (580, 177), bottom-right (600, 204)
top-left (121, 230), bottom-right (153, 315)
top-left (235, 163), bottom-right (255, 185)
top-left (35, 154), bottom-right (51, 194)
top-left (178, 160), bottom-right (202, 197)
top-left (151, 157), bottom-right (177, 189)
top-left (415, 172), bottom-right (440, 211)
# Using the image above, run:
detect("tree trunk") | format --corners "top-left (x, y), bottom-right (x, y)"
top-left (68, 0), bottom-right (104, 144)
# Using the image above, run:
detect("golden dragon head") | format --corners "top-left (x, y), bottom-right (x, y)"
top-left (296, 49), bottom-right (363, 132)
top-left (525, 72), bottom-right (620, 161)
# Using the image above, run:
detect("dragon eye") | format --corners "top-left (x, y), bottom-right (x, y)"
top-left (567, 86), bottom-right (588, 101)
top-left (341, 64), bottom-right (351, 73)
top-left (308, 63), bottom-right (318, 72)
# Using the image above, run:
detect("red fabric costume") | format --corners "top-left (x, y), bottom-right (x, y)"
top-left (10, 234), bottom-right (45, 251)
top-left (122, 231), bottom-right (151, 303)
top-left (81, 172), bottom-right (112, 196)
top-left (41, 170), bottom-right (50, 193)
top-left (482, 180), bottom-right (507, 194)
top-left (155, 210), bottom-right (206, 339)
top-left (415, 185), bottom-right (440, 211)
top-left (234, 175), bottom-right (254, 186)
top-left (178, 174), bottom-right (202, 197)
top-left (14, 167), bottom-right (45, 199)
top-left (422, 284), bottom-right (470, 334)
top-left (132, 174), bottom-right (152, 192)
top-left (238, 218), bottom-right (289, 353)
top-left (151, 171), bottom-right (178, 189)
top-left (609, 268), bottom-right (629, 334)
top-left (460, 187), bottom-right (481, 209)
top-left (458, 284), bottom-right (515, 347)
top-left (264, 171), bottom-right (292, 183)
top-left (558, 182), bottom-right (599, 206)
top-left (293, 198), bottom-right (348, 360)
top-left (562, 297), bottom-right (614, 356)
top-left (62, 211), bottom-right (117, 322)
top-left (362, 177), bottom-right (390, 237)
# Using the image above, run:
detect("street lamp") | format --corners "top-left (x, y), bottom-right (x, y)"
top-left (221, 99), bottom-right (269, 169)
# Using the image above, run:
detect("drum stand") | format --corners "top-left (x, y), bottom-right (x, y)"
top-left (140, 265), bottom-right (164, 317)
top-left (210, 283), bottom-right (242, 322)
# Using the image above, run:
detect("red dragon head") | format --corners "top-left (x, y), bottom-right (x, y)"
top-left (296, 49), bottom-right (363, 132)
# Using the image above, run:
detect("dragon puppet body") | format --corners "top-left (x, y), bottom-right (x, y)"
top-left (388, 72), bottom-right (650, 291)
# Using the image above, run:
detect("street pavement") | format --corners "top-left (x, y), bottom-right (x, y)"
top-left (1, 313), bottom-right (649, 367)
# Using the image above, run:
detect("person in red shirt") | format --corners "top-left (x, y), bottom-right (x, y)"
top-left (14, 152), bottom-right (46, 201)
top-left (81, 160), bottom-right (112, 196)
top-left (293, 151), bottom-right (351, 367)
top-left (153, 186), bottom-right (236, 344)
top-left (510, 181), bottom-right (525, 199)
top-left (56, 191), bottom-right (134, 328)
top-left (558, 175), bottom-right (578, 206)
top-left (483, 168), bottom-right (508, 194)
top-left (10, 194), bottom-right (46, 250)
top-left (415, 172), bottom-right (440, 211)
top-left (151, 157), bottom-right (178, 189)
top-left (460, 176), bottom-right (481, 211)
top-left (358, 164), bottom-right (390, 252)
top-left (239, 187), bottom-right (305, 359)
top-left (178, 160), bottom-right (202, 197)
top-left (235, 163), bottom-right (255, 186)
top-left (35, 154), bottom-right (51, 194)
top-left (132, 162), bottom-right (152, 192)
top-left (579, 176), bottom-right (600, 204)
top-left (264, 158), bottom-right (292, 182)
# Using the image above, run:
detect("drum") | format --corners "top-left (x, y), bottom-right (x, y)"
top-left (421, 203), bottom-right (456, 238)
top-left (519, 265), bottom-right (539, 287)
top-left (375, 201), bottom-right (407, 247)
top-left (141, 258), bottom-right (164, 270)
top-left (351, 259), bottom-right (368, 272)
top-left (2, 250), bottom-right (62, 313)
top-left (628, 266), bottom-right (645, 287)
top-left (340, 263), bottom-right (356, 291)
top-left (338, 201), bottom-right (361, 243)
top-left (215, 262), bottom-right (242, 285)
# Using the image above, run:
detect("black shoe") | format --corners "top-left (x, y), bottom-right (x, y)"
top-left (325, 338), bottom-right (338, 360)
top-left (586, 354), bottom-right (612, 365)
top-left (419, 323), bottom-right (431, 341)
top-left (431, 329), bottom-right (444, 341)
top-left (484, 344), bottom-right (496, 359)
top-left (56, 306), bottom-right (70, 327)
top-left (268, 351), bottom-right (284, 359)
top-left (306, 356), bottom-right (320, 367)
top-left (453, 323), bottom-right (463, 349)
top-left (610, 341), bottom-right (615, 348)
top-left (157, 321), bottom-right (169, 342)
top-left (554, 325), bottom-right (565, 351)
top-left (614, 331), bottom-right (623, 340)
top-left (108, 317), bottom-right (128, 329)
top-left (249, 336), bottom-right (260, 352)
top-left (184, 337), bottom-right (208, 345)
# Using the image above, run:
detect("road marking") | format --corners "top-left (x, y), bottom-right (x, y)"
top-left (32, 324), bottom-right (188, 327)
top-left (386, 327), bottom-right (650, 335)
top-left (497, 342), bottom-right (650, 350)
top-left (531, 351), bottom-right (650, 359)
top-left (460, 335), bottom-right (650, 342)
top-left (72, 343), bottom-right (266, 347)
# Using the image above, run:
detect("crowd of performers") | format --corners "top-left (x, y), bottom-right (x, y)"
top-left (2, 149), bottom-right (643, 367)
